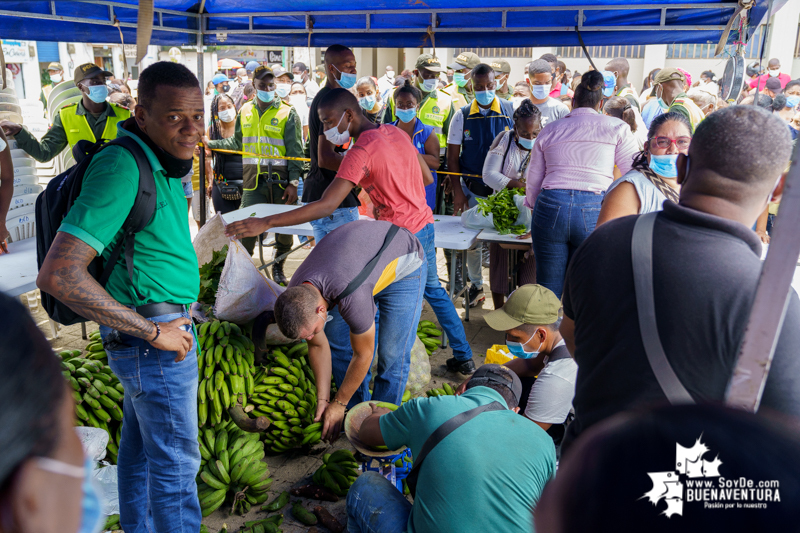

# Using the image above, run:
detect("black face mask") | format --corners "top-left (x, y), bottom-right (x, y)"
top-left (123, 119), bottom-right (193, 179)
top-left (222, 84), bottom-right (230, 93)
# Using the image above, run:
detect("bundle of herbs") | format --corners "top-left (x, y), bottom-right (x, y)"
top-left (476, 188), bottom-right (527, 235)
top-left (198, 244), bottom-right (228, 306)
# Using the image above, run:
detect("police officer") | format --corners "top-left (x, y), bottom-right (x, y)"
top-left (205, 65), bottom-right (303, 285)
top-left (492, 59), bottom-right (513, 100)
top-left (40, 62), bottom-right (65, 109)
top-left (443, 52), bottom-right (481, 110)
top-left (1, 63), bottom-right (130, 162)
top-left (652, 68), bottom-right (705, 133)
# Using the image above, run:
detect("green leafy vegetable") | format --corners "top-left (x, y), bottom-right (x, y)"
top-left (476, 188), bottom-right (527, 235)
top-left (197, 245), bottom-right (228, 305)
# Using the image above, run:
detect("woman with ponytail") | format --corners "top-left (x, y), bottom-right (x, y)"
top-left (603, 96), bottom-right (643, 150)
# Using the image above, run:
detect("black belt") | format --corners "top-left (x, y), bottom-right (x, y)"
top-left (134, 302), bottom-right (186, 319)
top-left (464, 177), bottom-right (494, 198)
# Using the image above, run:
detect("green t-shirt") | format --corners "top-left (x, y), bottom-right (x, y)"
top-left (380, 387), bottom-right (556, 533)
top-left (59, 124), bottom-right (200, 306)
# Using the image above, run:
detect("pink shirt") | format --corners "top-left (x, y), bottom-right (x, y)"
top-left (337, 124), bottom-right (434, 234)
top-left (749, 73), bottom-right (792, 91)
top-left (524, 107), bottom-right (639, 208)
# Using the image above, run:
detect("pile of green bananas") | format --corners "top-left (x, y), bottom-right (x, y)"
top-left (60, 332), bottom-right (124, 464)
top-left (426, 382), bottom-right (456, 397)
top-left (312, 449), bottom-right (360, 496)
top-left (103, 514), bottom-right (121, 532)
top-left (417, 320), bottom-right (442, 355)
top-left (197, 420), bottom-right (272, 517)
top-left (197, 319), bottom-right (257, 428)
top-left (253, 343), bottom-right (324, 452)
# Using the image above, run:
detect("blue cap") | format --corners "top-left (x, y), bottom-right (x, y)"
top-left (601, 71), bottom-right (616, 98)
top-left (212, 74), bottom-right (229, 85)
top-left (245, 61), bottom-right (260, 72)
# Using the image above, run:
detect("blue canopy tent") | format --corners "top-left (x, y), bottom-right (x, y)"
top-left (0, 1), bottom-right (779, 48)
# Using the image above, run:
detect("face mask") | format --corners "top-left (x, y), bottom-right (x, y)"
top-left (649, 153), bottom-right (679, 178)
top-left (50, 73), bottom-right (62, 83)
top-left (387, 70), bottom-right (395, 79)
top-left (506, 330), bottom-right (543, 360)
top-left (517, 134), bottom-right (534, 150)
top-left (359, 95), bottom-right (376, 111)
top-left (453, 73), bottom-right (468, 87)
top-left (324, 112), bottom-right (351, 146)
top-left (333, 65), bottom-right (357, 89)
top-left (289, 94), bottom-right (308, 109)
top-left (418, 77), bottom-right (437, 93)
top-left (769, 69), bottom-right (780, 78)
top-left (396, 108), bottom-right (416, 123)
top-left (222, 84), bottom-right (230, 93)
top-left (85, 84), bottom-right (108, 104)
top-left (275, 84), bottom-right (291, 98)
top-left (475, 89), bottom-right (496, 106)
top-left (530, 84), bottom-right (550, 100)
top-left (511, 96), bottom-right (525, 110)
top-left (257, 89), bottom-right (275, 103)
top-left (786, 95), bottom-right (800, 109)
top-left (35, 457), bottom-right (104, 533)
top-left (218, 108), bottom-right (236, 123)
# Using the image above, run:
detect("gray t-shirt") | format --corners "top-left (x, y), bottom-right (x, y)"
top-left (534, 98), bottom-right (570, 127)
top-left (288, 220), bottom-right (424, 334)
top-left (605, 169), bottom-right (668, 215)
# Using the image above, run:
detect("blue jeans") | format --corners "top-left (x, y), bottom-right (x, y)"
top-left (309, 206), bottom-right (360, 243)
top-left (532, 189), bottom-right (604, 299)
top-left (326, 261), bottom-right (426, 406)
top-left (347, 472), bottom-right (412, 533)
top-left (460, 180), bottom-right (485, 288)
top-left (100, 311), bottom-right (201, 533)
top-left (414, 223), bottom-right (472, 361)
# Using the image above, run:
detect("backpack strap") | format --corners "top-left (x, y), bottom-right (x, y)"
top-left (333, 224), bottom-right (400, 304)
top-left (96, 136), bottom-right (157, 301)
top-left (405, 401), bottom-right (505, 497)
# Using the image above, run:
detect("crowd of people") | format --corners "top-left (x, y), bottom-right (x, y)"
top-left (2, 44), bottom-right (800, 533)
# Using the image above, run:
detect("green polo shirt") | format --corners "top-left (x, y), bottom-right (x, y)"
top-left (58, 124), bottom-right (199, 306)
top-left (15, 100), bottom-right (120, 163)
top-left (380, 386), bottom-right (556, 533)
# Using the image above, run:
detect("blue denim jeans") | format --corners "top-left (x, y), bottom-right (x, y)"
top-left (460, 180), bottom-right (485, 288)
top-left (309, 206), bottom-right (360, 243)
top-left (100, 311), bottom-right (201, 533)
top-left (532, 189), bottom-right (604, 299)
top-left (414, 223), bottom-right (472, 361)
top-left (347, 472), bottom-right (412, 533)
top-left (326, 261), bottom-right (426, 406)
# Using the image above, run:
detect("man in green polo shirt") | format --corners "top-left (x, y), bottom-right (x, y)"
top-left (37, 61), bottom-right (204, 533)
top-left (350, 364), bottom-right (556, 533)
top-left (0, 63), bottom-right (131, 162)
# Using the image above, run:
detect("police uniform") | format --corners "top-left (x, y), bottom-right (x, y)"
top-left (443, 52), bottom-right (481, 110)
top-left (616, 85), bottom-right (641, 112)
top-left (491, 59), bottom-right (513, 101)
top-left (669, 93), bottom-right (705, 133)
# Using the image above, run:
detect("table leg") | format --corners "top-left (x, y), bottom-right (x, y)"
top-left (462, 250), bottom-right (469, 322)
top-left (508, 249), bottom-right (515, 295)
top-left (258, 234), bottom-right (265, 268)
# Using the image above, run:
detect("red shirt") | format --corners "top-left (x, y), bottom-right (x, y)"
top-left (337, 124), bottom-right (434, 234)
top-left (749, 73), bottom-right (792, 91)
top-left (549, 81), bottom-right (574, 99)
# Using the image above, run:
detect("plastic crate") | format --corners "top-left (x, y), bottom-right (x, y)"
top-left (485, 344), bottom-right (514, 365)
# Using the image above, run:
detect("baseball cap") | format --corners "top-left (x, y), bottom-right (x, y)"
top-left (491, 59), bottom-right (511, 75)
top-left (484, 284), bottom-right (561, 331)
top-left (211, 73), bottom-right (230, 85)
top-left (315, 64), bottom-right (325, 73)
top-left (271, 65), bottom-right (294, 81)
top-left (253, 65), bottom-right (274, 80)
top-left (653, 68), bottom-right (686, 85)
top-left (469, 364), bottom-right (523, 407)
top-left (765, 77), bottom-right (782, 91)
top-left (601, 70), bottom-right (616, 97)
top-left (448, 51), bottom-right (481, 71)
top-left (73, 63), bottom-right (113, 84)
top-left (245, 61), bottom-right (260, 72)
top-left (415, 54), bottom-right (445, 73)
top-left (47, 62), bottom-right (63, 72)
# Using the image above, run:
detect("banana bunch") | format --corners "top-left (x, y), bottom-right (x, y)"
top-left (60, 332), bottom-right (124, 464)
top-left (197, 419), bottom-right (272, 517)
top-left (102, 514), bottom-right (121, 532)
top-left (417, 320), bottom-right (442, 355)
top-left (426, 382), bottom-right (456, 397)
top-left (312, 449), bottom-right (360, 497)
top-left (197, 319), bottom-right (257, 428)
top-left (253, 343), bottom-right (324, 453)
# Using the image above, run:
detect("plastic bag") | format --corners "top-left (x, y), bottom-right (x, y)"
top-left (214, 239), bottom-right (285, 324)
top-left (75, 426), bottom-right (108, 462)
top-left (514, 194), bottom-right (532, 232)
top-left (369, 337), bottom-right (431, 395)
top-left (192, 213), bottom-right (229, 269)
top-left (460, 194), bottom-right (532, 233)
top-left (94, 465), bottom-right (119, 515)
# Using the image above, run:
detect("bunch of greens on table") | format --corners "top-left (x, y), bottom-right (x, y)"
top-left (476, 188), bottom-right (527, 235)
top-left (198, 245), bottom-right (228, 306)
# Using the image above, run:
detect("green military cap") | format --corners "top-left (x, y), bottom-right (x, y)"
top-left (74, 63), bottom-right (112, 84)
top-left (653, 68), bottom-right (685, 85)
top-left (491, 59), bottom-right (511, 75)
top-left (484, 284), bottom-right (562, 331)
top-left (415, 54), bottom-right (446, 73)
top-left (448, 51), bottom-right (481, 71)
top-left (47, 62), bottom-right (64, 72)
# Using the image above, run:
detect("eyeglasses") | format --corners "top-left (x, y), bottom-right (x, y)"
top-left (650, 136), bottom-right (691, 149)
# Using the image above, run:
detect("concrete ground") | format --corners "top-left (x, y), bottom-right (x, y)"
top-left (28, 225), bottom-right (505, 532)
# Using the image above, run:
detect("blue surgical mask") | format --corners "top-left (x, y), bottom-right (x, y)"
top-left (275, 84), bottom-right (291, 98)
top-left (359, 95), bottom-right (376, 111)
top-left (396, 108), bottom-right (417, 123)
top-left (506, 331), bottom-right (543, 360)
top-left (35, 457), bottom-right (104, 533)
top-left (453, 73), bottom-right (468, 88)
top-left (257, 89), bottom-right (275, 103)
top-left (517, 134), bottom-right (534, 150)
top-left (475, 89), bottom-right (496, 106)
top-left (786, 95), bottom-right (800, 109)
top-left (530, 84), bottom-right (550, 100)
top-left (419, 77), bottom-right (437, 93)
top-left (333, 65), bottom-right (357, 89)
top-left (649, 154), bottom-right (679, 178)
top-left (86, 85), bottom-right (108, 104)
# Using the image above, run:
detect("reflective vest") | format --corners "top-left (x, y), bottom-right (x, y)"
top-left (443, 83), bottom-right (469, 111)
top-left (59, 103), bottom-right (131, 148)
top-left (617, 85), bottom-right (640, 110)
top-left (387, 87), bottom-right (452, 150)
top-left (240, 100), bottom-right (291, 191)
top-left (670, 96), bottom-right (705, 133)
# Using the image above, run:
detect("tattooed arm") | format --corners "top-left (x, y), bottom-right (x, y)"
top-left (37, 232), bottom-right (194, 360)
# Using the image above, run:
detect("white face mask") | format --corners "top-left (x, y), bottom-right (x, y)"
top-left (218, 108), bottom-right (236, 123)
top-left (768, 69), bottom-right (780, 78)
top-left (50, 73), bottom-right (62, 83)
top-left (288, 94), bottom-right (308, 109)
top-left (387, 70), bottom-right (395, 79)
top-left (323, 112), bottom-right (351, 146)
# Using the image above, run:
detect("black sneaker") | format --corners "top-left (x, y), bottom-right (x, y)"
top-left (468, 285), bottom-right (485, 308)
top-left (446, 357), bottom-right (476, 375)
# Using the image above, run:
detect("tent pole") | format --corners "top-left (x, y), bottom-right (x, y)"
top-left (197, 8), bottom-right (207, 228)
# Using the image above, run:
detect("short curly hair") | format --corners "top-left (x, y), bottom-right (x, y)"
top-left (137, 61), bottom-right (200, 109)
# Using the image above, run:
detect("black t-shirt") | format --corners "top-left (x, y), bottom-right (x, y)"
top-left (302, 85), bottom-right (360, 207)
top-left (561, 201), bottom-right (800, 452)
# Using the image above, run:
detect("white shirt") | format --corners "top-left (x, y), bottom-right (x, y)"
top-left (377, 74), bottom-right (395, 96)
top-left (446, 104), bottom-right (492, 146)
top-left (524, 340), bottom-right (578, 424)
top-left (482, 130), bottom-right (530, 191)
top-left (304, 78), bottom-right (320, 99)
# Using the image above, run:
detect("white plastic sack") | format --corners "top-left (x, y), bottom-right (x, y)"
top-left (214, 239), bottom-right (285, 324)
top-left (369, 337), bottom-right (431, 395)
top-left (94, 465), bottom-right (119, 515)
top-left (514, 194), bottom-right (533, 233)
top-left (192, 213), bottom-right (229, 268)
top-left (75, 426), bottom-right (108, 462)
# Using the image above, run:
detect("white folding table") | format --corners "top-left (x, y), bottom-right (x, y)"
top-left (0, 238), bottom-right (38, 297)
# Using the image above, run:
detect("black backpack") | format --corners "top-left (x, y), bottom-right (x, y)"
top-left (35, 137), bottom-right (156, 326)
